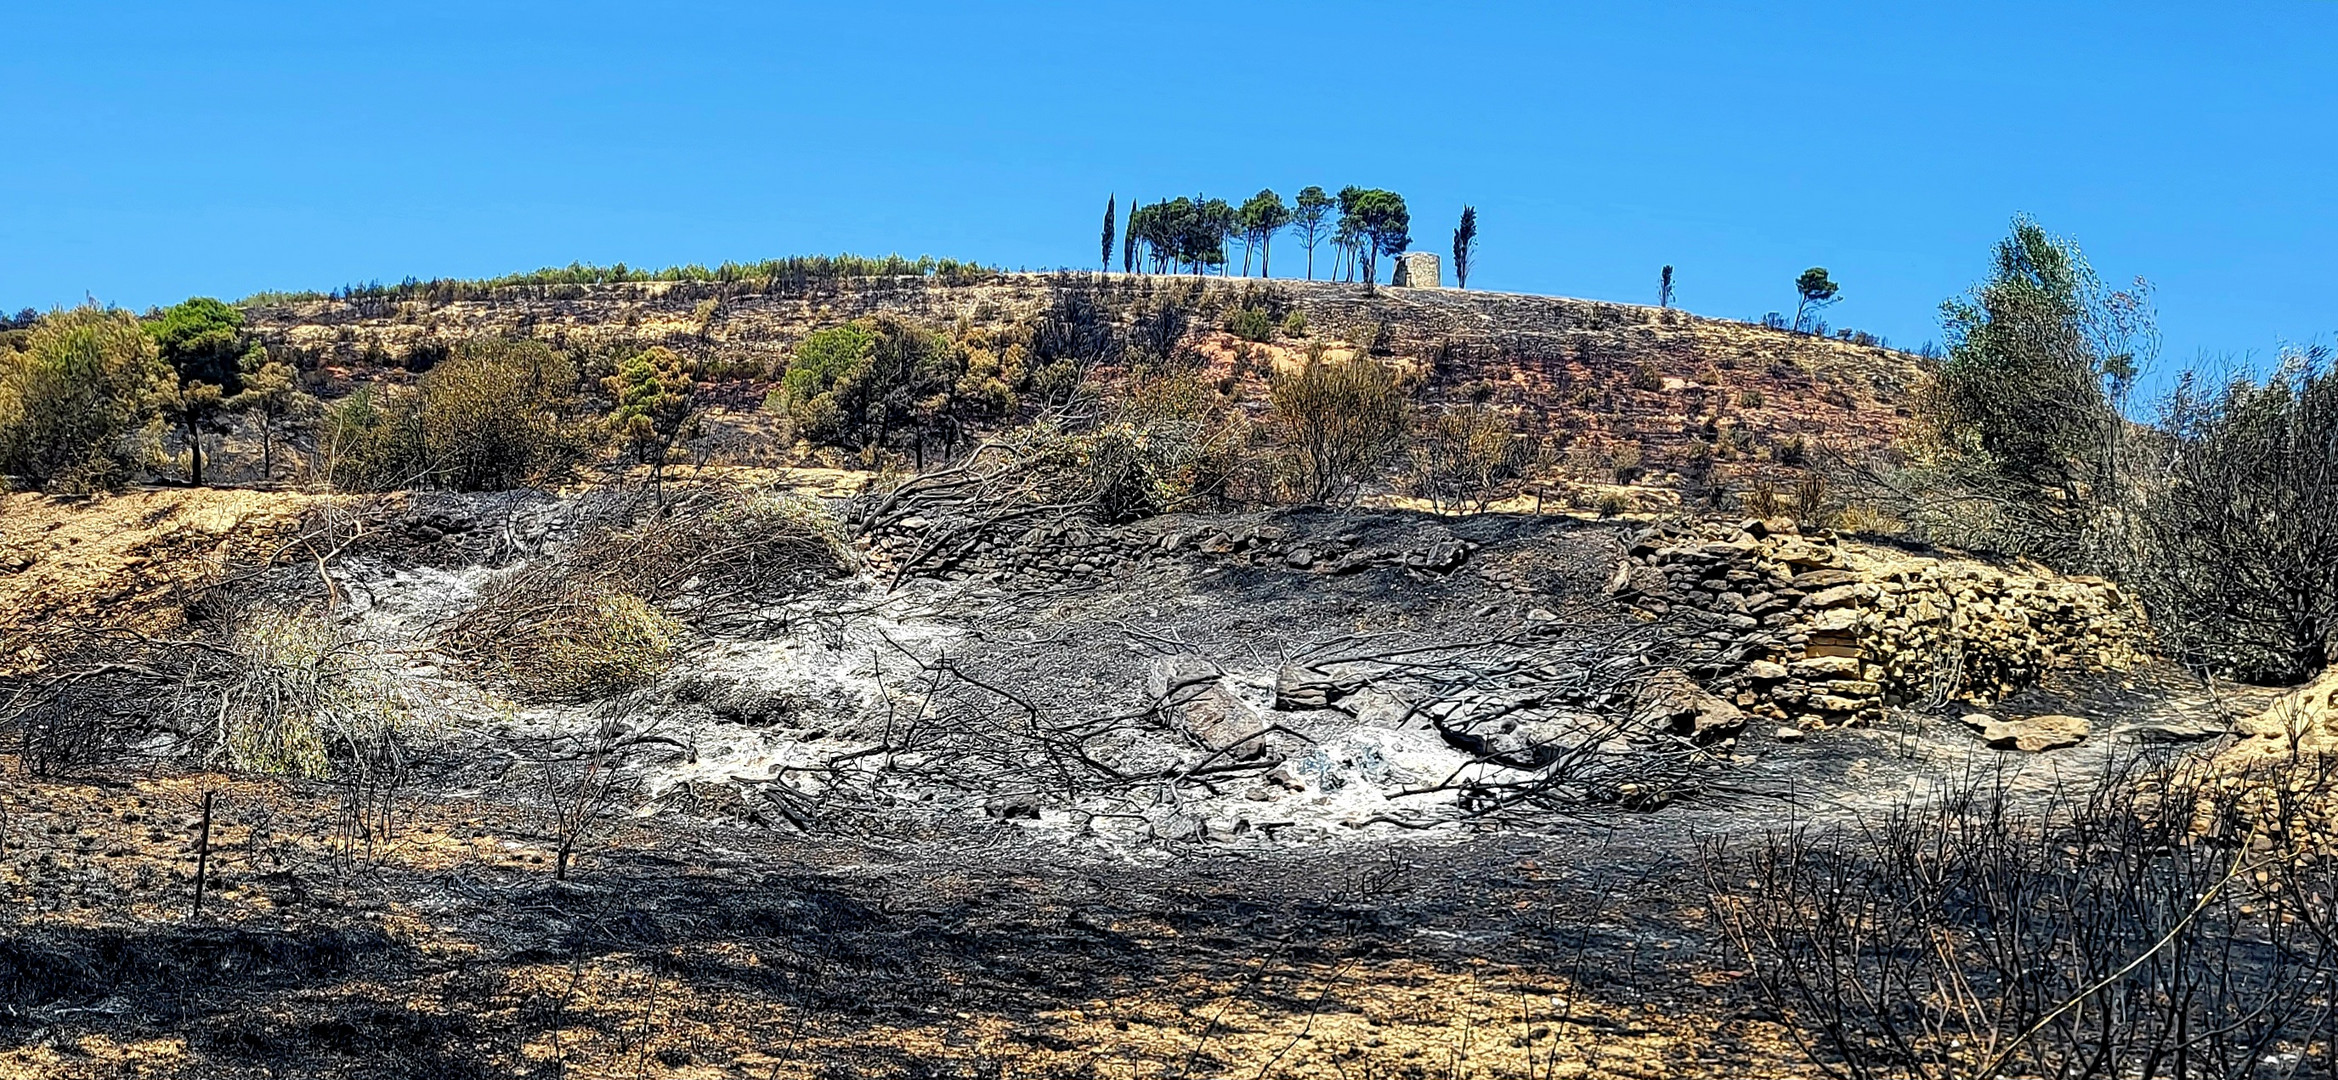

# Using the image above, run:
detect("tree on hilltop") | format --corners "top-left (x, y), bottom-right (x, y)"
top-left (1237, 189), bottom-right (1292, 277)
top-left (1338, 187), bottom-right (1411, 284)
top-left (1452, 205), bottom-right (1478, 289)
top-left (1291, 186), bottom-right (1334, 280)
top-left (1792, 267), bottom-right (1840, 333)
top-left (1122, 200), bottom-right (1138, 273)
top-left (1100, 194), bottom-right (1116, 273)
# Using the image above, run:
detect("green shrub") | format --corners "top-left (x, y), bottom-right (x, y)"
top-left (319, 337), bottom-right (594, 491)
top-left (1629, 363), bottom-right (1665, 391)
top-left (1225, 306), bottom-right (1275, 343)
top-left (1280, 310), bottom-right (1309, 338)
top-left (444, 484), bottom-right (848, 698)
top-left (770, 316), bottom-right (1016, 465)
top-left (501, 590), bottom-right (681, 700)
top-left (0, 307), bottom-right (166, 492)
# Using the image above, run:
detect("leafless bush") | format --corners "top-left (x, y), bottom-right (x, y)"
top-left (2114, 350), bottom-right (2338, 682)
top-left (1404, 400), bottom-right (1532, 514)
top-left (1703, 757), bottom-right (2338, 1080)
top-left (850, 401), bottom-right (1246, 583)
top-left (1268, 355), bottom-right (1414, 504)
top-left (534, 719), bottom-right (640, 881)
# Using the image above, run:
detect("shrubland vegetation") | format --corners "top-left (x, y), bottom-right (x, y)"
top-left (5, 235), bottom-right (2338, 1080)
top-left (0, 307), bottom-right (165, 493)
top-left (1873, 216), bottom-right (2338, 684)
top-left (3, 226), bottom-right (2331, 689)
top-left (320, 337), bottom-right (595, 491)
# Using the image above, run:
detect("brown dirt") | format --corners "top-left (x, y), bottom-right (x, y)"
top-left (0, 760), bottom-right (1813, 1080)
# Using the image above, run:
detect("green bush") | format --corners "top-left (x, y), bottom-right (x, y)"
top-left (498, 589), bottom-right (681, 700)
top-left (0, 307), bottom-right (166, 492)
top-left (770, 316), bottom-right (1017, 465)
top-left (319, 337), bottom-right (594, 491)
top-left (1225, 306), bottom-right (1275, 343)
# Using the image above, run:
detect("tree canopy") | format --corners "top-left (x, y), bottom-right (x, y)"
top-left (147, 296), bottom-right (259, 485)
top-left (1236, 190), bottom-right (1293, 277)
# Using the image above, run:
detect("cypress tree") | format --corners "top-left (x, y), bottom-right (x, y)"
top-left (1100, 195), bottom-right (1116, 272)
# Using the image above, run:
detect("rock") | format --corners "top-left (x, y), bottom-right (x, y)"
top-left (1408, 539), bottom-right (1468, 572)
top-left (983, 795), bottom-right (1042, 820)
top-left (1274, 665), bottom-right (1346, 711)
top-left (1791, 655), bottom-right (1863, 679)
top-left (1791, 568), bottom-right (1861, 590)
top-left (1964, 712), bottom-right (2092, 752)
top-left (1745, 660), bottom-right (1789, 681)
top-left (1284, 548), bottom-right (1317, 569)
top-left (1640, 670), bottom-right (1746, 742)
top-left (1801, 584), bottom-right (1871, 609)
top-left (1148, 658), bottom-right (1269, 758)
top-left (1773, 726), bottom-right (1807, 742)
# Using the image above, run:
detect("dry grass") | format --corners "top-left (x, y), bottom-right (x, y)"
top-left (0, 488), bottom-right (333, 660)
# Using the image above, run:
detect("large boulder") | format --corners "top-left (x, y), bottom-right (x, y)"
top-left (2221, 667), bottom-right (2338, 763)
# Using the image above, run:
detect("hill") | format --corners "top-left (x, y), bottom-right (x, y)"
top-left (242, 272), bottom-right (1933, 494)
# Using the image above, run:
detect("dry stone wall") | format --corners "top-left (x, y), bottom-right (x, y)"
top-left (1616, 519), bottom-right (2151, 728)
top-left (861, 512), bottom-right (1477, 586)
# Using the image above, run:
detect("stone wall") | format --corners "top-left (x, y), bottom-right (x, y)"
top-left (1616, 519), bottom-right (2151, 728)
top-left (862, 512), bottom-right (1476, 586)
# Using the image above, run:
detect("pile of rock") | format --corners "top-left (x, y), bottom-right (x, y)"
top-left (1618, 518), bottom-right (2150, 729)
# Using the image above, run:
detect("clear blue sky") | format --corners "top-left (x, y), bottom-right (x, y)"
top-left (4, 1), bottom-right (2332, 367)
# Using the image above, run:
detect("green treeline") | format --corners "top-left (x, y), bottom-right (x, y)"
top-left (1120, 187), bottom-right (1414, 284)
top-left (238, 253), bottom-right (996, 307)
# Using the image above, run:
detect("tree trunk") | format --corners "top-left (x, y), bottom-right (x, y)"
top-left (187, 416), bottom-right (204, 487)
top-left (1262, 237), bottom-right (1272, 278)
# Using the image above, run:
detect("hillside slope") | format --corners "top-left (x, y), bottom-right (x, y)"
top-left (244, 273), bottom-right (1932, 481)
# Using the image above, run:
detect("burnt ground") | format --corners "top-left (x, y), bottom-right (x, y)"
top-left (0, 498), bottom-right (2262, 1079)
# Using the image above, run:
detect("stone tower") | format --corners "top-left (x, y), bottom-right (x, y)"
top-left (1391, 251), bottom-right (1443, 288)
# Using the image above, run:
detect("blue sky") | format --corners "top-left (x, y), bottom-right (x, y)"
top-left (3, 1), bottom-right (2332, 369)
